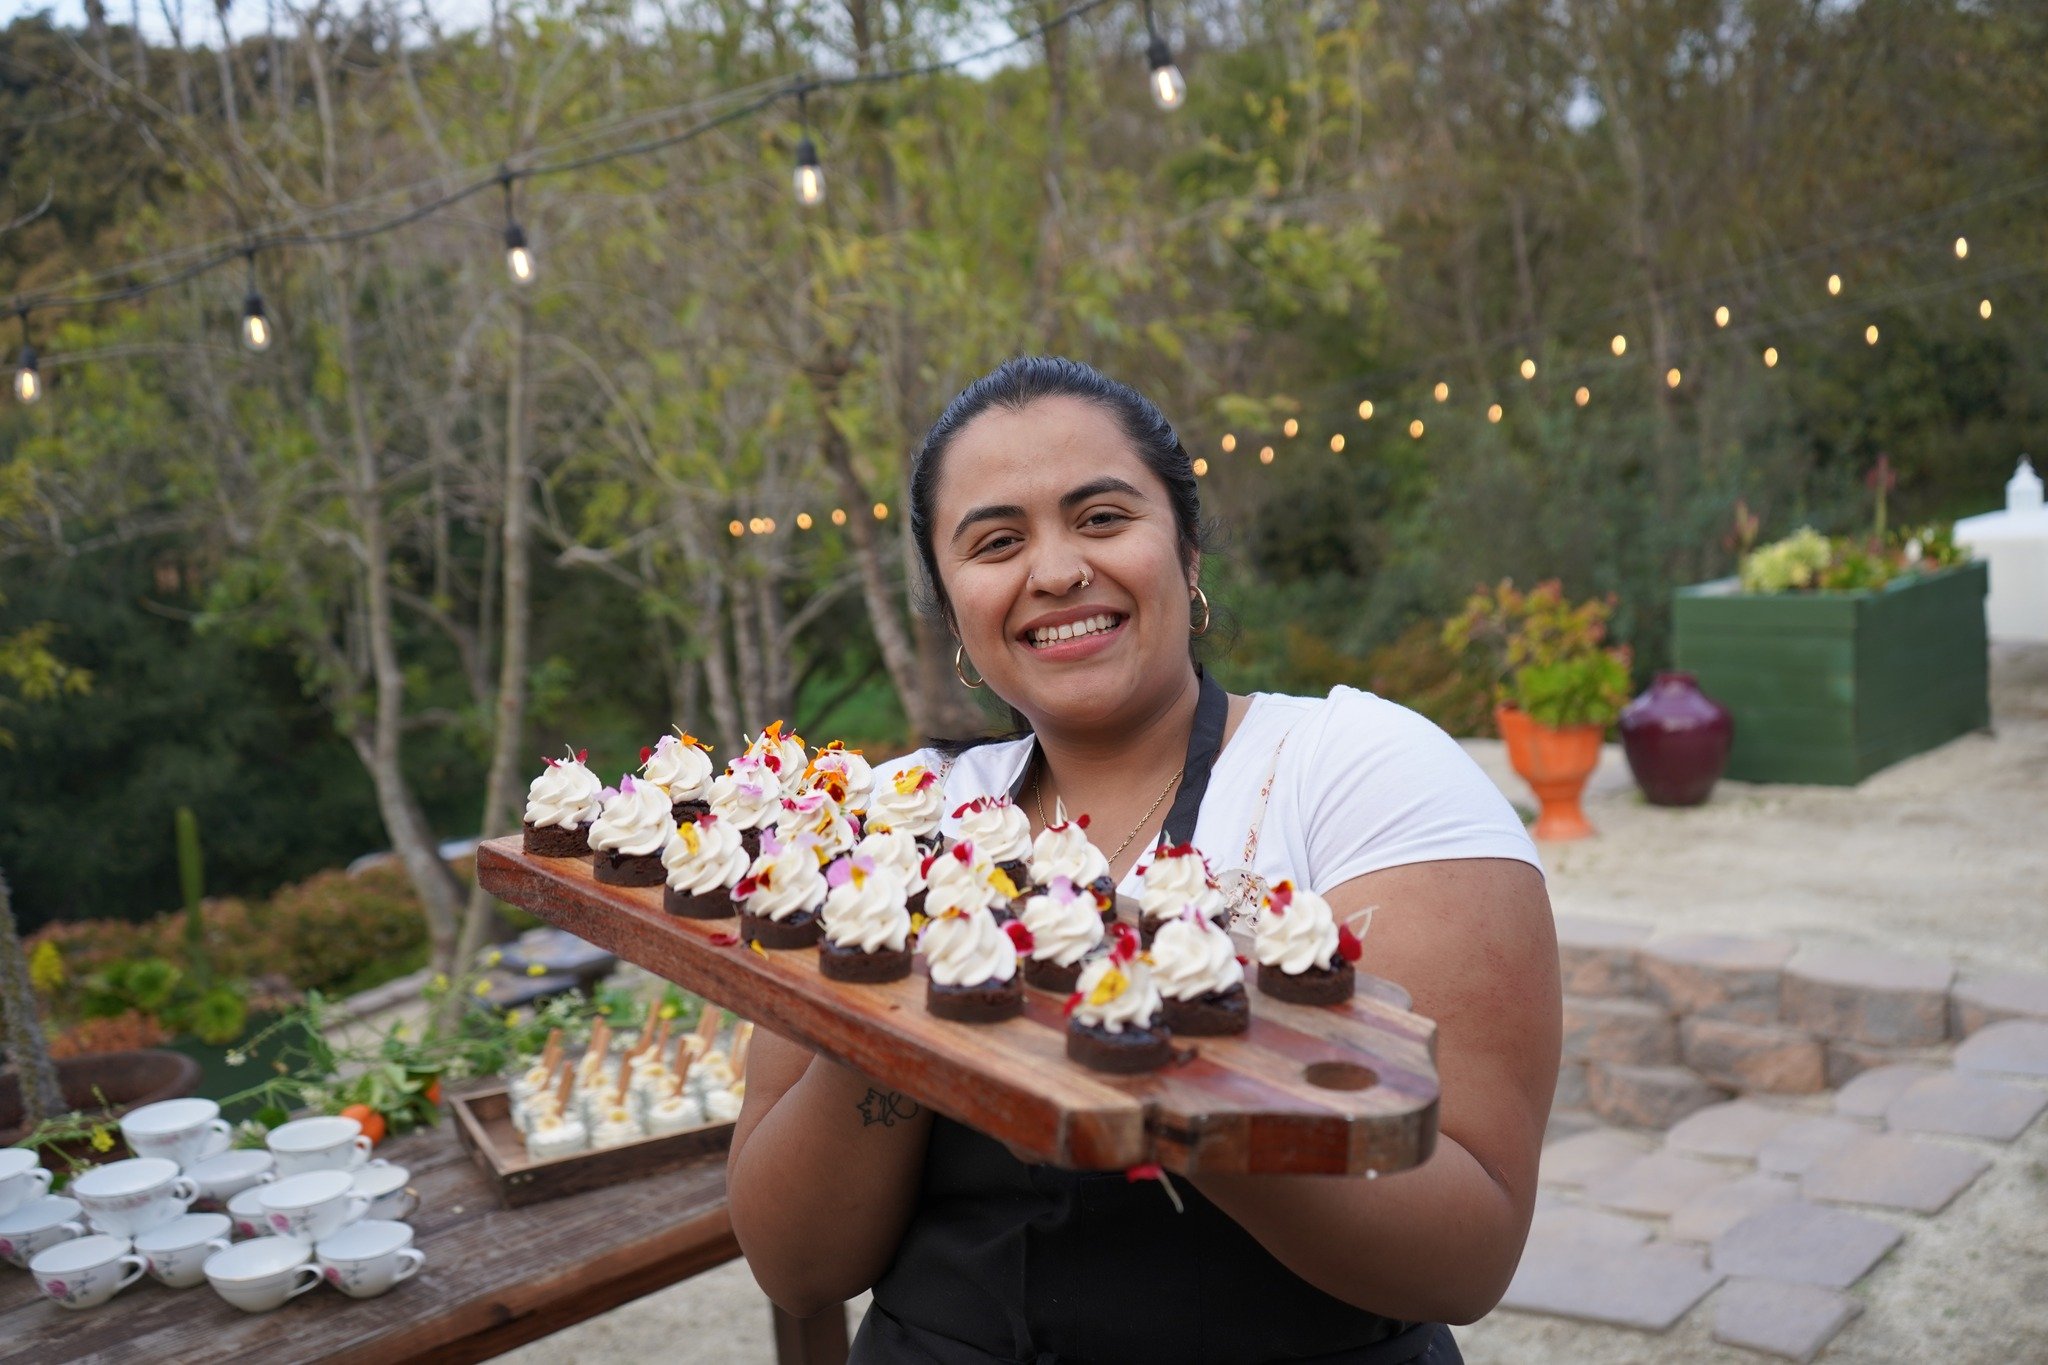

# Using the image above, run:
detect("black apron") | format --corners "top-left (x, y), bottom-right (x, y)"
top-left (852, 672), bottom-right (1461, 1365)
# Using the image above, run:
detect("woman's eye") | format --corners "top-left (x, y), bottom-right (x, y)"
top-left (1083, 510), bottom-right (1127, 529)
top-left (977, 534), bottom-right (1019, 556)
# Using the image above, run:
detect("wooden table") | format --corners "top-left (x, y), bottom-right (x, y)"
top-left (0, 1124), bottom-right (847, 1365)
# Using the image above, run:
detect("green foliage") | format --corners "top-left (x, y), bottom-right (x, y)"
top-left (1740, 527), bottom-right (1837, 593)
top-left (74, 957), bottom-right (248, 1046)
top-left (1443, 580), bottom-right (1635, 730)
top-left (1738, 523), bottom-right (1971, 595)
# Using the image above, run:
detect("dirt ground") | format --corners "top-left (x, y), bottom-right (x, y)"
top-left (506, 644), bottom-right (2048, 1364)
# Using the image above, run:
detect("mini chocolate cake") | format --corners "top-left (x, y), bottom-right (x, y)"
top-left (926, 976), bottom-right (1024, 1023)
top-left (1163, 987), bottom-right (1250, 1036)
top-left (1022, 956), bottom-right (1083, 994)
top-left (819, 940), bottom-right (912, 983)
top-left (1256, 959), bottom-right (1356, 1006)
top-left (523, 820), bottom-right (591, 858)
top-left (670, 798), bottom-right (711, 826)
top-left (996, 859), bottom-right (1032, 890)
top-left (739, 826), bottom-right (765, 861)
top-left (1066, 1020), bottom-right (1174, 1073)
top-left (592, 849), bottom-right (665, 887)
top-left (662, 884), bottom-right (735, 919)
top-left (740, 908), bottom-right (824, 950)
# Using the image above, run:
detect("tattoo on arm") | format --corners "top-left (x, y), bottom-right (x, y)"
top-left (858, 1089), bottom-right (922, 1127)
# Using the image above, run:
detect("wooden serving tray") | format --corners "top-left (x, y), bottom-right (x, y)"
top-left (476, 837), bottom-right (1438, 1177)
top-left (449, 1081), bottom-right (735, 1208)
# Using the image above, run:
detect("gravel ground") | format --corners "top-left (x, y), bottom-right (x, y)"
top-left (507, 644), bottom-right (2048, 1364)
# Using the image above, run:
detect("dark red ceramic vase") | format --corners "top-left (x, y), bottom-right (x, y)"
top-left (1618, 672), bottom-right (1733, 807)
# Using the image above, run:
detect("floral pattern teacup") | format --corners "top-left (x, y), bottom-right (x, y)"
top-left (315, 1219), bottom-right (424, 1299)
top-left (0, 1195), bottom-right (88, 1269)
top-left (31, 1234), bottom-right (146, 1310)
top-left (257, 1170), bottom-right (369, 1244)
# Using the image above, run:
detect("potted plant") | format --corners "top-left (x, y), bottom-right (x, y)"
top-left (1443, 580), bottom-right (1633, 840)
top-left (1674, 462), bottom-right (1986, 785)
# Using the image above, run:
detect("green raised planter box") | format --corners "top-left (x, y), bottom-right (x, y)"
top-left (1672, 561), bottom-right (1989, 785)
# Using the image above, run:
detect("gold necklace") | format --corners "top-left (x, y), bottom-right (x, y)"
top-left (1035, 758), bottom-right (1185, 868)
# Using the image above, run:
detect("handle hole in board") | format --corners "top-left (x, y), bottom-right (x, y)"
top-left (1303, 1060), bottom-right (1377, 1092)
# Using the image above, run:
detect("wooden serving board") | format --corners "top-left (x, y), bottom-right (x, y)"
top-left (476, 837), bottom-right (1438, 1177)
top-left (448, 1081), bottom-right (735, 1208)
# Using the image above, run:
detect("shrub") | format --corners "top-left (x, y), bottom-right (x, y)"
top-left (1362, 620), bottom-right (1499, 738)
top-left (1442, 579), bottom-right (1634, 730)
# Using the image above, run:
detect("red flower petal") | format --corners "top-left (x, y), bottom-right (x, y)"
top-left (1062, 991), bottom-right (1082, 1017)
top-left (1003, 920), bottom-right (1034, 953)
top-left (1110, 922), bottom-right (1140, 963)
top-left (1123, 1162), bottom-right (1163, 1183)
top-left (733, 876), bottom-right (759, 899)
top-left (576, 748), bottom-right (589, 763)
top-left (1337, 923), bottom-right (1364, 963)
top-left (1075, 813), bottom-right (1090, 830)
top-left (708, 932), bottom-right (740, 947)
top-left (640, 746), bottom-right (653, 762)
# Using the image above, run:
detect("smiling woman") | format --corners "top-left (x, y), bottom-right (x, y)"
top-left (727, 357), bottom-right (1562, 1365)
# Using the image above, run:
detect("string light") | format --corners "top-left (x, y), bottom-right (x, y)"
top-left (240, 251), bottom-right (272, 353)
top-left (1518, 358), bottom-right (1536, 380)
top-left (1714, 306), bottom-right (1730, 328)
top-left (831, 508), bottom-right (848, 526)
top-left (1486, 403), bottom-right (1502, 424)
top-left (872, 501), bottom-right (889, 520)
top-left (1142, 0), bottom-right (1187, 111)
top-left (729, 520), bottom-right (745, 537)
top-left (1666, 368), bottom-right (1682, 389)
top-left (1282, 417), bottom-right (1299, 437)
top-left (1827, 273), bottom-right (1843, 296)
top-left (1329, 433), bottom-right (1344, 452)
top-left (502, 174), bottom-right (535, 285)
top-left (1865, 324), bottom-right (1880, 345)
top-left (1763, 347), bottom-right (1779, 367)
top-left (1192, 457), bottom-right (1209, 476)
top-left (1574, 386), bottom-right (1590, 407)
top-left (1979, 298), bottom-right (1993, 319)
top-left (1220, 432), bottom-right (1236, 452)
top-left (1610, 334), bottom-right (1627, 357)
top-left (1955, 237), bottom-right (1969, 259)
top-left (762, 517), bottom-right (777, 533)
top-left (748, 517), bottom-right (767, 534)
top-left (796, 512), bottom-right (814, 529)
top-left (1357, 400), bottom-right (1374, 420)
top-left (1258, 445), bottom-right (1275, 464)
top-left (1408, 419), bottom-right (1424, 438)
top-left (1432, 381), bottom-right (1449, 402)
top-left (12, 311), bottom-right (39, 406)
top-left (792, 89), bottom-right (826, 208)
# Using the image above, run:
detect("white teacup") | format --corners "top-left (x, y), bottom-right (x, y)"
top-left (135, 1212), bottom-right (233, 1289)
top-left (189, 1149), bottom-right (276, 1207)
top-left (226, 1186), bottom-right (272, 1239)
top-left (71, 1157), bottom-right (197, 1239)
top-left (31, 1233), bottom-right (146, 1310)
top-left (351, 1163), bottom-right (418, 1223)
top-left (120, 1098), bottom-right (233, 1169)
top-left (315, 1219), bottom-right (424, 1299)
top-left (205, 1236), bottom-right (321, 1313)
top-left (0, 1148), bottom-right (53, 1219)
top-left (258, 1170), bottom-right (369, 1244)
top-left (267, 1116), bottom-right (377, 1177)
top-left (0, 1195), bottom-right (89, 1268)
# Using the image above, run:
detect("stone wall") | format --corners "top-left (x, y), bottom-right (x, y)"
top-left (1554, 916), bottom-right (2048, 1129)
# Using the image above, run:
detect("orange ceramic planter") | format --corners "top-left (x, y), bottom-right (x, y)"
top-left (1495, 705), bottom-right (1603, 841)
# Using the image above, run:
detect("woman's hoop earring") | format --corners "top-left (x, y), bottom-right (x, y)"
top-left (1190, 585), bottom-right (1211, 637)
top-left (953, 645), bottom-right (986, 690)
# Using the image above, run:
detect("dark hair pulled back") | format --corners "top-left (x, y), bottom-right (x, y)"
top-left (908, 356), bottom-right (1212, 625)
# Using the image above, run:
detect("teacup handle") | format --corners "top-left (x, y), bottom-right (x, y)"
top-left (26, 1169), bottom-right (51, 1199)
top-left (393, 1248), bottom-right (425, 1283)
top-left (257, 1170), bottom-right (277, 1184)
top-left (198, 1120), bottom-right (233, 1161)
top-left (343, 1195), bottom-right (371, 1226)
top-left (203, 1237), bottom-right (230, 1258)
top-left (347, 1136), bottom-right (374, 1169)
top-left (116, 1253), bottom-right (147, 1292)
top-left (170, 1176), bottom-right (200, 1206)
top-left (391, 1188), bottom-right (420, 1220)
top-left (57, 1219), bottom-right (86, 1239)
top-left (285, 1263), bottom-right (322, 1300)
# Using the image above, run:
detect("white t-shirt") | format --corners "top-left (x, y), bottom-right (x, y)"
top-left (872, 686), bottom-right (1542, 914)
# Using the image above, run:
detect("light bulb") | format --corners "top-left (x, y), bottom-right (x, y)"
top-left (1519, 358), bottom-right (1536, 380)
top-left (505, 224), bottom-right (534, 284)
top-left (797, 512), bottom-right (814, 530)
top-left (1192, 457), bottom-right (1209, 476)
top-left (1221, 433), bottom-right (1236, 452)
top-left (1827, 273), bottom-right (1842, 296)
top-left (1146, 35), bottom-right (1186, 111)
top-left (1258, 446), bottom-right (1274, 464)
top-left (793, 137), bottom-right (825, 207)
top-left (1865, 324), bottom-right (1879, 345)
top-left (1282, 417), bottom-right (1299, 437)
top-left (872, 501), bottom-right (889, 520)
top-left (1980, 299), bottom-right (1993, 320)
top-left (13, 347), bottom-right (39, 405)
top-left (1666, 368), bottom-right (1682, 389)
top-left (1433, 381), bottom-right (1449, 402)
top-left (1763, 347), bottom-right (1779, 368)
top-left (1357, 400), bottom-right (1374, 419)
top-left (1955, 237), bottom-right (1969, 259)
top-left (1574, 386), bottom-right (1590, 407)
top-left (1487, 403), bottom-right (1503, 423)
top-left (729, 520), bottom-right (745, 537)
top-left (1714, 305), bottom-right (1730, 328)
top-left (749, 517), bottom-right (766, 534)
top-left (1408, 419), bottom-right (1424, 438)
top-left (831, 508), bottom-right (847, 526)
top-left (1329, 433), bottom-right (1345, 452)
top-left (241, 294), bottom-right (272, 352)
top-left (1610, 334), bottom-right (1627, 357)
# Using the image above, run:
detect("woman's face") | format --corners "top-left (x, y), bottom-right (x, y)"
top-left (929, 395), bottom-right (1196, 733)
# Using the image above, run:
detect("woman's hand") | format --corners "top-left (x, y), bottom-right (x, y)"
top-left (1190, 856), bottom-right (1559, 1325)
top-left (727, 1026), bottom-right (935, 1317)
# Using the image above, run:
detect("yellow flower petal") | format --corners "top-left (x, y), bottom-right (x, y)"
top-left (1086, 967), bottom-right (1128, 1007)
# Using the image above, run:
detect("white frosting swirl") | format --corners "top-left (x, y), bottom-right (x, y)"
top-left (867, 766), bottom-right (944, 839)
top-left (738, 833), bottom-right (828, 922)
top-left (808, 744), bottom-right (875, 810)
top-left (1139, 846), bottom-right (1224, 926)
top-left (709, 757), bottom-right (781, 831)
top-left (919, 905), bottom-right (1018, 987)
top-left (1254, 882), bottom-right (1340, 974)
top-left (1020, 879), bottom-right (1105, 967)
top-left (642, 734), bottom-right (715, 803)
top-left (1150, 911), bottom-right (1245, 1000)
top-left (525, 751), bottom-right (604, 829)
top-left (856, 827), bottom-right (927, 895)
top-left (589, 776), bottom-right (676, 856)
top-left (774, 790), bottom-right (858, 861)
top-left (924, 842), bottom-right (1012, 917)
top-left (745, 725), bottom-right (810, 795)
top-left (662, 815), bottom-right (750, 895)
top-left (1030, 821), bottom-right (1110, 890)
top-left (1069, 955), bottom-right (1164, 1034)
top-left (953, 797), bottom-right (1032, 864)
top-left (822, 856), bottom-right (912, 953)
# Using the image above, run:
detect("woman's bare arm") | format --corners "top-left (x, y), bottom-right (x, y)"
top-left (1190, 857), bottom-right (1559, 1325)
top-left (726, 1026), bottom-right (934, 1317)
